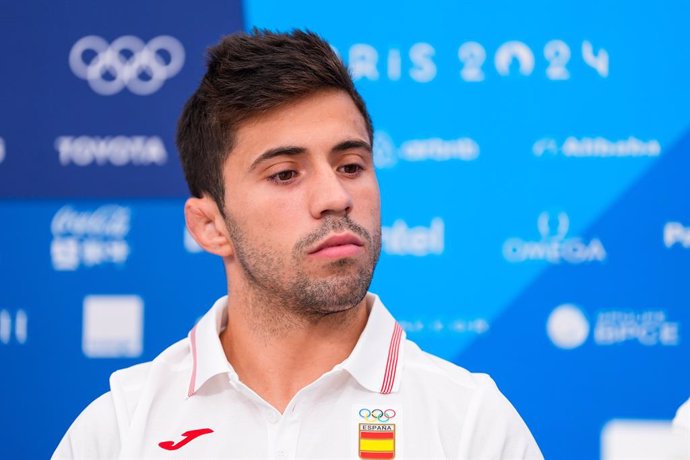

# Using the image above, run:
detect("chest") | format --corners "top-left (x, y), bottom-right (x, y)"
top-left (120, 388), bottom-right (457, 459)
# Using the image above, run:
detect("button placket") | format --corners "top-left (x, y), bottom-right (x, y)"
top-left (272, 406), bottom-right (302, 459)
top-left (265, 409), bottom-right (280, 424)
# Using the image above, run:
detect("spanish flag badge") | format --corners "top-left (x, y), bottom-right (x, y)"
top-left (359, 423), bottom-right (395, 458)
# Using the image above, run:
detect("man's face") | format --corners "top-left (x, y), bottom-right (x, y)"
top-left (221, 90), bottom-right (381, 316)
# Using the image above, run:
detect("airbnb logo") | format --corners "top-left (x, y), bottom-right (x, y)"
top-left (158, 428), bottom-right (214, 451)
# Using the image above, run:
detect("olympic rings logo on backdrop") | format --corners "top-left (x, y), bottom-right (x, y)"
top-left (359, 408), bottom-right (397, 423)
top-left (69, 35), bottom-right (185, 96)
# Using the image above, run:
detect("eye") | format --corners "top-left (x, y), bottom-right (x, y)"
top-left (339, 163), bottom-right (364, 175)
top-left (268, 170), bottom-right (298, 184)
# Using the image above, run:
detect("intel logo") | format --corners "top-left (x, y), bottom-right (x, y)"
top-left (382, 218), bottom-right (444, 256)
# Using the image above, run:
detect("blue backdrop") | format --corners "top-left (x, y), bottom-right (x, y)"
top-left (1, 1), bottom-right (688, 459)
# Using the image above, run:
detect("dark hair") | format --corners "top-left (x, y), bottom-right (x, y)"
top-left (176, 29), bottom-right (374, 212)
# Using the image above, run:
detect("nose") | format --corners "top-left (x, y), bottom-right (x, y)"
top-left (309, 167), bottom-right (353, 219)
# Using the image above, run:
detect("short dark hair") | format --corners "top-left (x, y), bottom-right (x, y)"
top-left (176, 29), bottom-right (374, 211)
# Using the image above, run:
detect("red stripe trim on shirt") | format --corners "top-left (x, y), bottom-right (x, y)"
top-left (360, 431), bottom-right (395, 439)
top-left (380, 322), bottom-right (403, 394)
top-left (386, 323), bottom-right (403, 393)
top-left (380, 323), bottom-right (402, 393)
top-left (187, 324), bottom-right (199, 397)
top-left (360, 452), bottom-right (395, 459)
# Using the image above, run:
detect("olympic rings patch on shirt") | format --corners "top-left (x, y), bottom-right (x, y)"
top-left (359, 408), bottom-right (397, 423)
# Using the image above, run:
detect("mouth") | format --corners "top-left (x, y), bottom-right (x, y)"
top-left (308, 233), bottom-right (365, 259)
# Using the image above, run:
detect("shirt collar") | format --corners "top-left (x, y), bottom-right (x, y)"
top-left (338, 293), bottom-right (406, 394)
top-left (186, 293), bottom-right (406, 397)
top-left (186, 296), bottom-right (234, 397)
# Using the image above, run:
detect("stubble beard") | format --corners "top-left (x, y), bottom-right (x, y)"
top-left (224, 213), bottom-right (381, 321)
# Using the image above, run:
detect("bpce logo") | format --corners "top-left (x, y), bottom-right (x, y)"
top-left (69, 35), bottom-right (185, 95)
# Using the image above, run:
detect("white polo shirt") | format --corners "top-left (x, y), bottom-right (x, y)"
top-left (54, 293), bottom-right (543, 459)
top-left (674, 397), bottom-right (690, 432)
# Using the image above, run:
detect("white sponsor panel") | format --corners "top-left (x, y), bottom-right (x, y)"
top-left (51, 205), bottom-right (131, 270)
top-left (340, 40), bottom-right (608, 83)
top-left (547, 304), bottom-right (680, 349)
top-left (382, 218), bottom-right (444, 256)
top-left (82, 295), bottom-right (143, 358)
top-left (533, 136), bottom-right (661, 158)
top-left (69, 35), bottom-right (184, 95)
top-left (664, 221), bottom-right (690, 248)
top-left (601, 419), bottom-right (689, 460)
top-left (503, 212), bottom-right (606, 264)
top-left (0, 136), bottom-right (5, 164)
top-left (0, 309), bottom-right (28, 345)
top-left (374, 131), bottom-right (479, 169)
top-left (55, 136), bottom-right (167, 166)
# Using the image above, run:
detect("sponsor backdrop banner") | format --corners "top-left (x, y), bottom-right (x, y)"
top-left (0, 0), bottom-right (243, 197)
top-left (1, 1), bottom-right (688, 459)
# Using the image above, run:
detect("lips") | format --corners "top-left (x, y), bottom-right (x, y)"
top-left (308, 233), bottom-right (364, 256)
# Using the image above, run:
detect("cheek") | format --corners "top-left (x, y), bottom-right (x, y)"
top-left (354, 182), bottom-right (381, 221)
top-left (247, 192), bottom-right (304, 243)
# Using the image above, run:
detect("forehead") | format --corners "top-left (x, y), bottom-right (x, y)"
top-left (227, 90), bottom-right (370, 167)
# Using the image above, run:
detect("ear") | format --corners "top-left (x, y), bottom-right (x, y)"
top-left (184, 196), bottom-right (234, 257)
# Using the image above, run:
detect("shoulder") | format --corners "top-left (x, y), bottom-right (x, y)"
top-left (52, 392), bottom-right (120, 459)
top-left (401, 340), bottom-right (544, 460)
top-left (52, 337), bottom-right (190, 459)
top-left (674, 397), bottom-right (690, 431)
top-left (110, 336), bottom-right (190, 394)
top-left (401, 339), bottom-right (497, 393)
top-left (401, 340), bottom-right (516, 421)
top-left (109, 337), bottom-right (191, 423)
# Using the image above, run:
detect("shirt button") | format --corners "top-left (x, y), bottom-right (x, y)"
top-left (276, 450), bottom-right (288, 458)
top-left (266, 411), bottom-right (280, 423)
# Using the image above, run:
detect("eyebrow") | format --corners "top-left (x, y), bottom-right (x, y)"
top-left (332, 139), bottom-right (372, 154)
top-left (248, 138), bottom-right (372, 171)
top-left (248, 146), bottom-right (305, 171)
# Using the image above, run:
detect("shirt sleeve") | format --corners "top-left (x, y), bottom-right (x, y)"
top-left (457, 375), bottom-right (543, 460)
top-left (52, 392), bottom-right (121, 460)
top-left (673, 397), bottom-right (690, 432)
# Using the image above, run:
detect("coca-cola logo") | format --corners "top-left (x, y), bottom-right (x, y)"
top-left (50, 205), bottom-right (131, 271)
top-left (51, 205), bottom-right (130, 238)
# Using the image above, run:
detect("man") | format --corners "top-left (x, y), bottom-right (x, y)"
top-left (54, 29), bottom-right (542, 459)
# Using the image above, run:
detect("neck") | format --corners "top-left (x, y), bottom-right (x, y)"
top-left (220, 284), bottom-right (369, 413)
